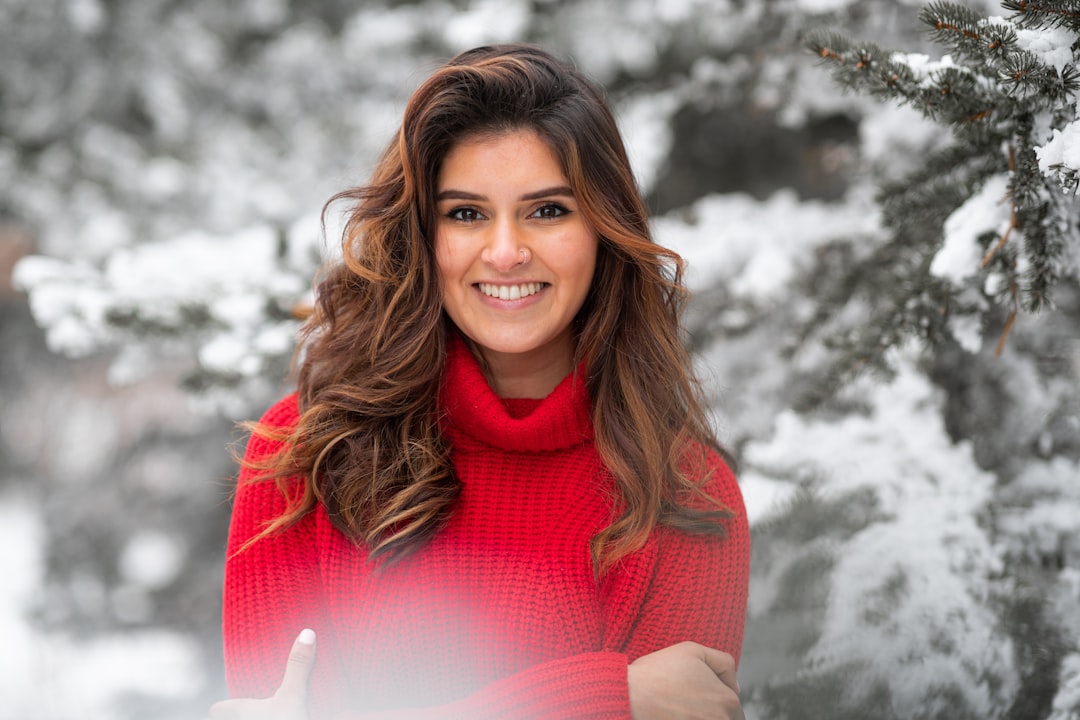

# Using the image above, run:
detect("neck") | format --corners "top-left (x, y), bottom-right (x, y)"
top-left (474, 334), bottom-right (576, 399)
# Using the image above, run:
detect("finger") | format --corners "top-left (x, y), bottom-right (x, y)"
top-left (699, 646), bottom-right (740, 695)
top-left (275, 628), bottom-right (317, 700)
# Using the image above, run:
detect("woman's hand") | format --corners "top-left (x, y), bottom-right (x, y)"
top-left (208, 629), bottom-right (316, 720)
top-left (627, 641), bottom-right (744, 720)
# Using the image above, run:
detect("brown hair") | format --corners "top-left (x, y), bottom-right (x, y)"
top-left (244, 44), bottom-right (732, 573)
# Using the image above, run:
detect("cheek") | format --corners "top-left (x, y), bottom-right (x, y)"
top-left (434, 235), bottom-right (470, 322)
top-left (575, 239), bottom-right (599, 292)
top-left (434, 233), bottom-right (456, 286)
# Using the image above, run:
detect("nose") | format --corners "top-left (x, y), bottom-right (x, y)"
top-left (480, 217), bottom-right (525, 272)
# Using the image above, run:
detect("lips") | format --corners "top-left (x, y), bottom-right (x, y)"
top-left (477, 282), bottom-right (546, 300)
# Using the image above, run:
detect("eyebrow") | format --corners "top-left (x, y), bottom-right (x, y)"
top-left (435, 185), bottom-right (575, 202)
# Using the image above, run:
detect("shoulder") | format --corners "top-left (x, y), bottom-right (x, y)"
top-left (243, 393), bottom-right (300, 453)
top-left (237, 393), bottom-right (301, 483)
top-left (257, 392), bottom-right (301, 430)
top-left (703, 448), bottom-right (744, 514)
top-left (228, 394), bottom-right (309, 547)
top-left (679, 442), bottom-right (744, 515)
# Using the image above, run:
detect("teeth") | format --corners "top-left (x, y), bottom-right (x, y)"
top-left (479, 282), bottom-right (543, 300)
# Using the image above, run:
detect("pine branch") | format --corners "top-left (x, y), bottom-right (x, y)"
top-left (882, 143), bottom-right (1006, 193)
top-left (981, 210), bottom-right (1019, 267)
top-left (1002, 0), bottom-right (1080, 32)
top-left (878, 143), bottom-right (1005, 233)
top-left (999, 50), bottom-right (1070, 99)
top-left (807, 31), bottom-right (852, 66)
top-left (916, 64), bottom-right (1003, 130)
top-left (1047, 163), bottom-right (1080, 194)
top-left (920, 1), bottom-right (1001, 58)
top-left (1060, 65), bottom-right (1080, 96)
top-left (994, 309), bottom-right (1018, 355)
top-left (806, 0), bottom-right (1080, 367)
top-left (805, 32), bottom-right (923, 102)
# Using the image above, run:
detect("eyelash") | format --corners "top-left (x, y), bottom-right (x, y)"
top-left (447, 207), bottom-right (483, 223)
top-left (444, 203), bottom-right (571, 223)
top-left (532, 203), bottom-right (569, 220)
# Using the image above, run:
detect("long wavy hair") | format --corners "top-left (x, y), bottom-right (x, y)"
top-left (243, 44), bottom-right (733, 574)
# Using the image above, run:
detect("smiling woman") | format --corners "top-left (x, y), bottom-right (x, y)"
top-left (211, 44), bottom-right (750, 720)
top-left (435, 129), bottom-right (598, 398)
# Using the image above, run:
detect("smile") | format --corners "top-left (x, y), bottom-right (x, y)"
top-left (477, 282), bottom-right (546, 300)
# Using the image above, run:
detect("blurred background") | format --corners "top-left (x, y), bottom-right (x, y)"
top-left (2, 0), bottom-right (1079, 718)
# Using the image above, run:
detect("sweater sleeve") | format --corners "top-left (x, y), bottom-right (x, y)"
top-left (330, 454), bottom-right (751, 720)
top-left (337, 653), bottom-right (633, 720)
top-left (222, 395), bottom-right (351, 717)
top-left (616, 454), bottom-right (751, 665)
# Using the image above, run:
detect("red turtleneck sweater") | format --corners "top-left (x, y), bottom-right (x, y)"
top-left (222, 339), bottom-right (750, 719)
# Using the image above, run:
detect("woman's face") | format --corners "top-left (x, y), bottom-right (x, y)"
top-left (434, 128), bottom-right (598, 396)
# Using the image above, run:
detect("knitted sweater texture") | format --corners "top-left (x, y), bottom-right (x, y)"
top-left (222, 338), bottom-right (750, 719)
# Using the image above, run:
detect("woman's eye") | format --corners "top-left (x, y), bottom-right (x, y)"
top-left (448, 207), bottom-right (483, 222)
top-left (532, 203), bottom-right (568, 220)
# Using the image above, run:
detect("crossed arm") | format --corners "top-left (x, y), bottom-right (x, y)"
top-left (215, 501), bottom-right (748, 718)
top-left (210, 631), bottom-right (744, 720)
top-left (214, 410), bottom-right (750, 719)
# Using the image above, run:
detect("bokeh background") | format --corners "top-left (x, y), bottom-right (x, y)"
top-left (2, 0), bottom-right (1079, 718)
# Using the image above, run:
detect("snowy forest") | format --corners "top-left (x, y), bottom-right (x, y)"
top-left (2, 0), bottom-right (1079, 718)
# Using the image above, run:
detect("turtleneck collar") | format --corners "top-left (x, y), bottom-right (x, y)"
top-left (439, 333), bottom-right (593, 453)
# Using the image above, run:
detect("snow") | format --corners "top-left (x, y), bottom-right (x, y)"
top-left (859, 103), bottom-right (941, 169)
top-left (343, 6), bottom-right (427, 53)
top-left (14, 224), bottom-right (307, 386)
top-left (741, 348), bottom-right (1017, 716)
top-left (241, 0), bottom-right (289, 31)
top-left (0, 495), bottom-right (44, 711)
top-left (616, 90), bottom-right (680, 196)
top-left (739, 471), bottom-right (799, 524)
top-left (1013, 23), bottom-right (1077, 76)
top-left (443, 0), bottom-right (531, 50)
top-left (892, 52), bottom-right (955, 80)
top-left (999, 456), bottom-right (1080, 562)
top-left (950, 311), bottom-right (984, 353)
top-left (560, 2), bottom-right (663, 82)
top-left (66, 0), bottom-right (107, 34)
top-left (1050, 653), bottom-right (1080, 720)
top-left (0, 496), bottom-right (201, 719)
top-left (107, 344), bottom-right (158, 387)
top-left (1037, 118), bottom-right (1080, 181)
top-left (111, 225), bottom-right (269, 295)
top-left (287, 210), bottom-right (335, 270)
top-left (794, 0), bottom-right (857, 12)
top-left (655, 188), bottom-right (880, 302)
top-left (118, 530), bottom-right (186, 590)
top-left (932, 173), bottom-right (1011, 285)
top-left (12, 255), bottom-right (112, 357)
top-left (139, 67), bottom-right (190, 143)
top-left (199, 333), bottom-right (257, 375)
top-left (81, 210), bottom-right (135, 256)
top-left (36, 631), bottom-right (202, 718)
top-left (651, 0), bottom-right (730, 23)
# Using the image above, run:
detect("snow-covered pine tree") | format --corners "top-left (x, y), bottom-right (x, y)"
top-left (744, 4), bottom-right (1080, 719)
top-left (806, 0), bottom-right (1080, 367)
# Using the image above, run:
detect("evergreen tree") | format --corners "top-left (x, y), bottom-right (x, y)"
top-left (806, 0), bottom-right (1080, 366)
top-left (730, 4), bottom-right (1080, 719)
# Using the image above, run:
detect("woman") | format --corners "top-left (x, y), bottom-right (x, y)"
top-left (211, 44), bottom-right (750, 720)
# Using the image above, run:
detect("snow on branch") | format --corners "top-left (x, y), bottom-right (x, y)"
top-left (806, 0), bottom-right (1080, 356)
top-left (13, 222), bottom-right (318, 413)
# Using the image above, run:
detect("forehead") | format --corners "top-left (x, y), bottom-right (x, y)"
top-left (438, 128), bottom-right (565, 185)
